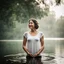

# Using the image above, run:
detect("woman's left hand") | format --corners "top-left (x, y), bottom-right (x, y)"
top-left (33, 52), bottom-right (39, 57)
top-left (34, 46), bottom-right (44, 57)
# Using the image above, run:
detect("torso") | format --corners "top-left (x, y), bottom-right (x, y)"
top-left (26, 31), bottom-right (42, 55)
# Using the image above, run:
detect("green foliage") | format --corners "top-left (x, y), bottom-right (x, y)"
top-left (0, 0), bottom-right (63, 39)
top-left (0, 0), bottom-right (48, 24)
top-left (0, 0), bottom-right (49, 39)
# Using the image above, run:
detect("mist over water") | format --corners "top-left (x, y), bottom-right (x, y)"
top-left (0, 14), bottom-right (64, 39)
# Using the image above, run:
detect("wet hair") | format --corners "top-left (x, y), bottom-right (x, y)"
top-left (29, 18), bottom-right (39, 29)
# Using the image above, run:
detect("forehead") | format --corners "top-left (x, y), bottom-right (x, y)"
top-left (29, 20), bottom-right (34, 23)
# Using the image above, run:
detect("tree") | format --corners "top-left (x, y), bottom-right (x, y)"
top-left (0, 0), bottom-right (63, 39)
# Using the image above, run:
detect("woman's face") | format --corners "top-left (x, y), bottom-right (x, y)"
top-left (28, 20), bottom-right (35, 30)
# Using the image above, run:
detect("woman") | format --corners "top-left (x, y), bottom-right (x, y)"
top-left (22, 18), bottom-right (44, 64)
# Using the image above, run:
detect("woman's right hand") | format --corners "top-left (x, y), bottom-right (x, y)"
top-left (28, 52), bottom-right (34, 57)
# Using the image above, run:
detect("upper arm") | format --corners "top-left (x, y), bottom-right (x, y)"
top-left (23, 36), bottom-right (27, 46)
top-left (23, 32), bottom-right (27, 46)
top-left (40, 32), bottom-right (44, 46)
top-left (40, 36), bottom-right (44, 46)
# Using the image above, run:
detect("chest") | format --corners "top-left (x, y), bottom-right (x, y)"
top-left (27, 34), bottom-right (40, 42)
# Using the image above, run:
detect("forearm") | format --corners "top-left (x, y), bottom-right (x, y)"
top-left (38, 46), bottom-right (44, 54)
top-left (23, 46), bottom-right (29, 54)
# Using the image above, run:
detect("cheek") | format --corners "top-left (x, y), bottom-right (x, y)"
top-left (33, 24), bottom-right (35, 27)
top-left (31, 24), bottom-right (34, 27)
top-left (28, 23), bottom-right (35, 28)
top-left (28, 24), bottom-right (32, 28)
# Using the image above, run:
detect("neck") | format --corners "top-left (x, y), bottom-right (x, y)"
top-left (31, 29), bottom-right (37, 32)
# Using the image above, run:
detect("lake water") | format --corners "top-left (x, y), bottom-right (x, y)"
top-left (0, 40), bottom-right (64, 64)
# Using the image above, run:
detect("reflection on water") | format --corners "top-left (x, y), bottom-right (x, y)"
top-left (1, 53), bottom-right (64, 64)
top-left (0, 40), bottom-right (64, 64)
top-left (26, 55), bottom-right (43, 64)
top-left (1, 53), bottom-right (55, 64)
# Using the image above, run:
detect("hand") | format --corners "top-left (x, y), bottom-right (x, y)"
top-left (33, 53), bottom-right (39, 57)
top-left (28, 52), bottom-right (34, 57)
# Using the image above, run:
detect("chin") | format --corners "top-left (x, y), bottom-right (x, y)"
top-left (30, 28), bottom-right (32, 30)
top-left (29, 27), bottom-right (32, 29)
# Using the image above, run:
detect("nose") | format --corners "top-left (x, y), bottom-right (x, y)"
top-left (29, 23), bottom-right (32, 26)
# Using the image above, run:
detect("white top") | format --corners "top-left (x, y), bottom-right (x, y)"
top-left (23, 31), bottom-right (44, 56)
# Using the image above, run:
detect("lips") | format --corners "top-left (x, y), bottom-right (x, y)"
top-left (29, 25), bottom-right (32, 27)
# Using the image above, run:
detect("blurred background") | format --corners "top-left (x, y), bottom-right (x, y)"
top-left (0, 0), bottom-right (64, 64)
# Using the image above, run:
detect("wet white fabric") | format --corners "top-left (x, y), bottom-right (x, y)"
top-left (23, 31), bottom-right (44, 55)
